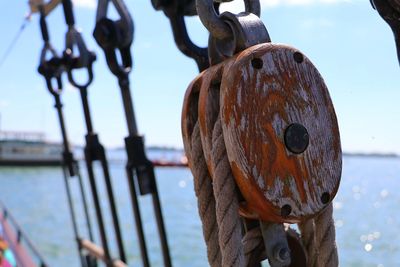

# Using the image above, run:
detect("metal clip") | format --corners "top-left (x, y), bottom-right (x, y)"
top-left (94, 0), bottom-right (134, 78)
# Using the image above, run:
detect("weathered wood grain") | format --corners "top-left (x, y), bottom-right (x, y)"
top-left (221, 43), bottom-right (342, 223)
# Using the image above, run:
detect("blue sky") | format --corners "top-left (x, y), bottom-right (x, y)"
top-left (0, 0), bottom-right (399, 153)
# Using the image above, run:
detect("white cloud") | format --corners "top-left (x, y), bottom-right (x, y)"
top-left (72, 0), bottom-right (96, 9)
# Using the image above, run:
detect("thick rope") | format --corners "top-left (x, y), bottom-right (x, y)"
top-left (209, 116), bottom-right (245, 266)
top-left (190, 122), bottom-right (222, 267)
top-left (186, 73), bottom-right (338, 267)
top-left (243, 227), bottom-right (266, 266)
top-left (190, 117), bottom-right (267, 267)
top-left (298, 203), bottom-right (338, 267)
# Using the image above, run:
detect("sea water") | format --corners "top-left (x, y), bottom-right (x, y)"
top-left (0, 153), bottom-right (399, 267)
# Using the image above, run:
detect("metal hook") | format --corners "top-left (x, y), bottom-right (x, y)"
top-left (196, 0), bottom-right (261, 40)
top-left (168, 15), bottom-right (209, 71)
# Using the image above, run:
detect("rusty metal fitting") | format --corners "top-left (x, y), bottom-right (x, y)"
top-left (196, 0), bottom-right (261, 40)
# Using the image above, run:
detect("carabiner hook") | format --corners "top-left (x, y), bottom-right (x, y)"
top-left (93, 0), bottom-right (134, 79)
top-left (64, 28), bottom-right (96, 90)
top-left (196, 0), bottom-right (261, 40)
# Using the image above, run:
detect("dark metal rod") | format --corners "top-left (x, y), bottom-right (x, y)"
top-left (78, 86), bottom-right (126, 262)
top-left (53, 95), bottom-right (96, 266)
top-left (61, 0), bottom-right (76, 26)
top-left (119, 78), bottom-right (138, 135)
top-left (61, 166), bottom-right (86, 267)
top-left (119, 78), bottom-right (172, 267)
top-left (125, 166), bottom-right (150, 267)
top-left (83, 153), bottom-right (112, 266)
top-left (99, 151), bottom-right (127, 262)
top-left (39, 7), bottom-right (49, 42)
top-left (75, 164), bottom-right (95, 242)
top-left (54, 96), bottom-right (72, 158)
top-left (79, 88), bottom-right (94, 134)
top-left (151, 185), bottom-right (172, 267)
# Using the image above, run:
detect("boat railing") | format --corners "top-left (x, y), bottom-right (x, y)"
top-left (0, 201), bottom-right (48, 267)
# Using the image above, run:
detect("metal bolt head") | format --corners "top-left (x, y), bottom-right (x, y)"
top-left (274, 245), bottom-right (291, 264)
top-left (284, 123), bottom-right (309, 154)
top-left (278, 247), bottom-right (291, 262)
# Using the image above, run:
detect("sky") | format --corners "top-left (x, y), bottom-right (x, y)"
top-left (0, 0), bottom-right (399, 153)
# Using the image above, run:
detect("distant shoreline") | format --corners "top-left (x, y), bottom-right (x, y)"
top-left (343, 152), bottom-right (399, 158)
top-left (113, 146), bottom-right (400, 158)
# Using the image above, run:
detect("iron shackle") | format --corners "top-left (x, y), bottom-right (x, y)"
top-left (64, 28), bottom-right (96, 90)
top-left (38, 43), bottom-right (64, 96)
top-left (93, 0), bottom-right (134, 79)
top-left (196, 0), bottom-right (261, 40)
top-left (95, 0), bottom-right (134, 47)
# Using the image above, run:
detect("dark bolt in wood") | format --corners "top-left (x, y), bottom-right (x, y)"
top-left (284, 123), bottom-right (309, 154)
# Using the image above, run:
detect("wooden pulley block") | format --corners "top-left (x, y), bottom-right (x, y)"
top-left (220, 43), bottom-right (342, 223)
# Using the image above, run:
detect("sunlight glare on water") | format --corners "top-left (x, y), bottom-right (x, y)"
top-left (0, 152), bottom-right (400, 266)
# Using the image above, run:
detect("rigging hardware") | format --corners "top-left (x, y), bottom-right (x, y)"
top-left (182, 0), bottom-right (341, 265)
top-left (60, 0), bottom-right (127, 264)
top-left (94, 1), bottom-right (172, 266)
top-left (152, 0), bottom-right (209, 71)
top-left (36, 5), bottom-right (96, 267)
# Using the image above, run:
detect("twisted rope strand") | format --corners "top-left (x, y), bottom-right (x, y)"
top-left (210, 116), bottom-right (245, 267)
top-left (190, 122), bottom-right (222, 267)
top-left (299, 203), bottom-right (338, 267)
